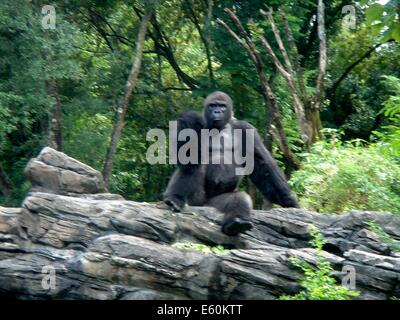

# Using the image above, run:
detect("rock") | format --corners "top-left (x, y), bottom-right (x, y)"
top-left (1, 147), bottom-right (400, 300)
top-left (24, 147), bottom-right (107, 195)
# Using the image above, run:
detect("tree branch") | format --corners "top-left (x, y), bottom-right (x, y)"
top-left (258, 11), bottom-right (309, 147)
top-left (102, 10), bottom-right (153, 187)
top-left (329, 40), bottom-right (394, 95)
top-left (134, 6), bottom-right (200, 90)
top-left (183, 0), bottom-right (215, 84)
top-left (260, 9), bottom-right (294, 75)
top-left (278, 8), bottom-right (308, 102)
top-left (217, 9), bottom-right (300, 171)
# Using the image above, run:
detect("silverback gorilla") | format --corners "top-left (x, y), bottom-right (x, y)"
top-left (164, 91), bottom-right (299, 236)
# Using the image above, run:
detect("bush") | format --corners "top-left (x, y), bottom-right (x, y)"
top-left (279, 226), bottom-right (360, 300)
top-left (373, 75), bottom-right (400, 158)
top-left (172, 242), bottom-right (228, 255)
top-left (289, 130), bottom-right (400, 214)
top-left (365, 220), bottom-right (400, 252)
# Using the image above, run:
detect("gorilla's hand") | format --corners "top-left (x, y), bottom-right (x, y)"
top-left (222, 217), bottom-right (253, 236)
top-left (164, 196), bottom-right (185, 212)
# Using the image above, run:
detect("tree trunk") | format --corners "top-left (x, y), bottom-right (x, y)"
top-left (311, 0), bottom-right (326, 142)
top-left (259, 7), bottom-right (328, 148)
top-left (102, 11), bottom-right (152, 187)
top-left (217, 10), bottom-right (300, 173)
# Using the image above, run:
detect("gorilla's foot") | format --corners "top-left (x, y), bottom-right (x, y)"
top-left (164, 197), bottom-right (184, 212)
top-left (222, 217), bottom-right (253, 236)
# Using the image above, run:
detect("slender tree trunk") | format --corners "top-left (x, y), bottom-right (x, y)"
top-left (0, 163), bottom-right (12, 197)
top-left (258, 31), bottom-right (310, 148)
top-left (102, 11), bottom-right (152, 187)
top-left (260, 5), bottom-right (327, 147)
top-left (217, 10), bottom-right (300, 172)
top-left (46, 79), bottom-right (63, 151)
top-left (279, 9), bottom-right (308, 103)
top-left (311, 0), bottom-right (326, 142)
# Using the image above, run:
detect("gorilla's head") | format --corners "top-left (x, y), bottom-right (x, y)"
top-left (203, 91), bottom-right (233, 129)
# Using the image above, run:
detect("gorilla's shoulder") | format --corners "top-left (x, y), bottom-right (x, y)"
top-left (178, 110), bottom-right (202, 119)
top-left (177, 110), bottom-right (205, 131)
top-left (232, 119), bottom-right (256, 130)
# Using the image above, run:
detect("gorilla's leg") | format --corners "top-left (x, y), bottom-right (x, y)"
top-left (206, 191), bottom-right (253, 236)
top-left (163, 166), bottom-right (206, 212)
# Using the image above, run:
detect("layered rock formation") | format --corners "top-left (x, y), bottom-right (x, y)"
top-left (0, 147), bottom-right (399, 299)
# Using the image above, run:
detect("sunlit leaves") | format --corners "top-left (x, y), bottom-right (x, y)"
top-left (364, 0), bottom-right (400, 42)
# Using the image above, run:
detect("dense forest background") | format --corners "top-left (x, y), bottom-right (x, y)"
top-left (0, 0), bottom-right (399, 215)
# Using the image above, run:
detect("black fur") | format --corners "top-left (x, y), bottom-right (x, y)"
top-left (164, 91), bottom-right (299, 236)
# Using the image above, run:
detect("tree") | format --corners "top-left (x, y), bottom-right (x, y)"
top-left (102, 9), bottom-right (153, 187)
top-left (217, 9), bottom-right (300, 173)
top-left (256, 2), bottom-right (326, 148)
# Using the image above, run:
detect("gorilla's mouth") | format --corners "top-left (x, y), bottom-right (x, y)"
top-left (212, 119), bottom-right (224, 126)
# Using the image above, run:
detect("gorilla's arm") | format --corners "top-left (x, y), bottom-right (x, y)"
top-left (235, 121), bottom-right (299, 208)
top-left (163, 111), bottom-right (206, 211)
top-left (176, 111), bottom-right (205, 173)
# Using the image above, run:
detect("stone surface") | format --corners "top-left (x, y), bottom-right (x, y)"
top-left (0, 147), bottom-right (399, 300)
top-left (24, 147), bottom-right (107, 195)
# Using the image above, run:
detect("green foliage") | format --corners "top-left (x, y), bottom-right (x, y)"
top-left (0, 0), bottom-right (84, 202)
top-left (363, 0), bottom-right (400, 42)
top-left (290, 130), bottom-right (400, 214)
top-left (365, 220), bottom-right (400, 252)
top-left (64, 113), bottom-right (112, 170)
top-left (279, 225), bottom-right (360, 300)
top-left (373, 76), bottom-right (400, 157)
top-left (1, 0), bottom-right (400, 215)
top-left (327, 25), bottom-right (400, 140)
top-left (172, 242), bottom-right (229, 255)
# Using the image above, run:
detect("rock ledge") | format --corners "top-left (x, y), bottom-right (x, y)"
top-left (0, 147), bottom-right (399, 299)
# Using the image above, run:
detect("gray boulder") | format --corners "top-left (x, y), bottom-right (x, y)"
top-left (0, 147), bottom-right (399, 300)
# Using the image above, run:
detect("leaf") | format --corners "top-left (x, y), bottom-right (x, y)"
top-left (370, 22), bottom-right (385, 36)
top-left (382, 26), bottom-right (395, 42)
top-left (391, 24), bottom-right (400, 43)
top-left (365, 3), bottom-right (384, 25)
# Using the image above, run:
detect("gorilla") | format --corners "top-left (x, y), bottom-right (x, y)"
top-left (164, 91), bottom-right (299, 236)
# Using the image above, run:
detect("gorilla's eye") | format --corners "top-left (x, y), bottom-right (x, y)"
top-left (209, 103), bottom-right (226, 109)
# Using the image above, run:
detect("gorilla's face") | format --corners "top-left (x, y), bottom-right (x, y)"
top-left (207, 101), bottom-right (228, 126)
top-left (204, 91), bottom-right (233, 129)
